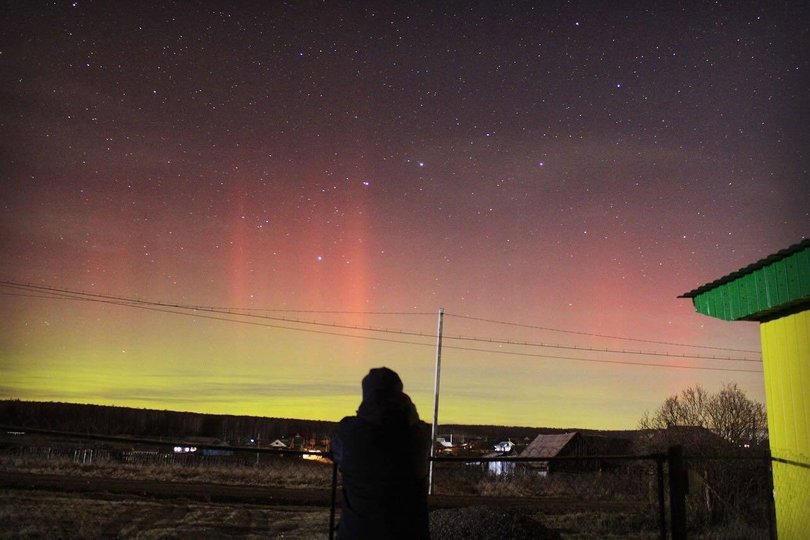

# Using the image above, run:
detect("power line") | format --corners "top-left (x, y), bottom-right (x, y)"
top-left (1, 281), bottom-right (760, 364)
top-left (446, 312), bottom-right (761, 355)
top-left (91, 300), bottom-right (442, 349)
top-left (2, 284), bottom-right (441, 348)
top-left (441, 345), bottom-right (763, 373)
top-left (3, 281), bottom-right (432, 333)
top-left (6, 289), bottom-right (762, 373)
top-left (204, 307), bottom-right (435, 316)
top-left (1, 280), bottom-right (761, 368)
top-left (445, 334), bottom-right (761, 363)
top-left (4, 283), bottom-right (759, 364)
top-left (1, 291), bottom-right (67, 301)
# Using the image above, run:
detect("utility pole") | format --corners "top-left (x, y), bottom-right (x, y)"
top-left (428, 307), bottom-right (444, 495)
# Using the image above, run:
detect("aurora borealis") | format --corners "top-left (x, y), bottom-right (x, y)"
top-left (1, 1), bottom-right (807, 429)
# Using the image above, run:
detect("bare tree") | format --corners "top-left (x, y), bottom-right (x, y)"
top-left (708, 383), bottom-right (767, 446)
top-left (639, 385), bottom-right (712, 428)
top-left (639, 383), bottom-right (767, 446)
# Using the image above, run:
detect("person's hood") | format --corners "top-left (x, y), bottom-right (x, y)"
top-left (357, 367), bottom-right (420, 426)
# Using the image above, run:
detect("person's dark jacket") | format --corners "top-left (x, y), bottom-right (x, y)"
top-left (332, 367), bottom-right (431, 539)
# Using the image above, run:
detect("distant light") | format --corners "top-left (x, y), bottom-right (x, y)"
top-left (362, 180), bottom-right (370, 187)
top-left (418, 161), bottom-right (425, 167)
top-left (317, 255), bottom-right (323, 261)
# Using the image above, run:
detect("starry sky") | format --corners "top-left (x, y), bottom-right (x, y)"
top-left (1, 1), bottom-right (807, 430)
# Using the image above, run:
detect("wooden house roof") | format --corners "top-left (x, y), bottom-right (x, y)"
top-left (520, 432), bottom-right (579, 459)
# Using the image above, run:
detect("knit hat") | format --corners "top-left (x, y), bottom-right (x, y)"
top-left (361, 367), bottom-right (404, 404)
top-left (357, 367), bottom-right (418, 425)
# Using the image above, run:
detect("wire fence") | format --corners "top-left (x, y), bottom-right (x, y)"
top-left (682, 455), bottom-right (775, 538)
top-left (0, 426), bottom-right (777, 539)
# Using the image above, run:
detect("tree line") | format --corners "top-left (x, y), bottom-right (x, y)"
top-left (2, 382), bottom-right (768, 449)
top-left (0, 400), bottom-right (337, 444)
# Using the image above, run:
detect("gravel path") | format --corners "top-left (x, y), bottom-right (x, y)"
top-left (430, 505), bottom-right (562, 539)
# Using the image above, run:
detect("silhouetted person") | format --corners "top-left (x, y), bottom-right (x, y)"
top-left (332, 367), bottom-right (431, 539)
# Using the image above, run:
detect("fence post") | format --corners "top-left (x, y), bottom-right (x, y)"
top-left (668, 445), bottom-right (687, 539)
top-left (329, 460), bottom-right (338, 540)
top-left (656, 455), bottom-right (667, 540)
top-left (765, 454), bottom-right (776, 540)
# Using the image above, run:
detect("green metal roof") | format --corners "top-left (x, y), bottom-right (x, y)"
top-left (680, 239), bottom-right (810, 321)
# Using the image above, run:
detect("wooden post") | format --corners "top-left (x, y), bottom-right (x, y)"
top-left (329, 460), bottom-right (338, 540)
top-left (668, 445), bottom-right (687, 539)
top-left (765, 454), bottom-right (777, 540)
top-left (656, 455), bottom-right (667, 540)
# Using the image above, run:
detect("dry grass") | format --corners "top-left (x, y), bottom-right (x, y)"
top-left (432, 462), bottom-right (652, 501)
top-left (0, 453), bottom-right (334, 489)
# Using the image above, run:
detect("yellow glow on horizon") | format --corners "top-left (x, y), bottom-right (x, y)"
top-left (1, 289), bottom-right (766, 430)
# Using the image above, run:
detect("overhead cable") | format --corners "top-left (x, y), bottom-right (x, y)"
top-left (1, 280), bottom-right (761, 368)
top-left (446, 312), bottom-right (761, 354)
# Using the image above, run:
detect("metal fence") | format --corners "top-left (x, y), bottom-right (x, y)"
top-left (429, 453), bottom-right (668, 539)
top-left (428, 449), bottom-right (775, 540)
top-left (0, 426), bottom-right (775, 539)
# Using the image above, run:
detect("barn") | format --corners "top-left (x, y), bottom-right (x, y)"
top-left (520, 432), bottom-right (633, 474)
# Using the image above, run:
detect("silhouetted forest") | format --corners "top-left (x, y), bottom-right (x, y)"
top-left (0, 400), bottom-right (337, 444)
top-left (0, 400), bottom-right (639, 448)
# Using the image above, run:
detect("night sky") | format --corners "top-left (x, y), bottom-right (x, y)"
top-left (1, 1), bottom-right (807, 429)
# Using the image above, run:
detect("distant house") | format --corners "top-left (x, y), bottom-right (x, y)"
top-left (269, 439), bottom-right (290, 449)
top-left (520, 432), bottom-right (580, 474)
top-left (520, 432), bottom-right (633, 474)
top-left (435, 434), bottom-right (473, 455)
top-left (436, 436), bottom-right (455, 449)
top-left (481, 440), bottom-right (519, 476)
top-left (493, 440), bottom-right (515, 453)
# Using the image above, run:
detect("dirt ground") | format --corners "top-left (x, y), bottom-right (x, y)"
top-left (0, 470), bottom-right (656, 539)
top-left (0, 489), bottom-right (331, 539)
top-left (0, 469), bottom-right (336, 539)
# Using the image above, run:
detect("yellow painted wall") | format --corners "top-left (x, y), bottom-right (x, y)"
top-left (761, 309), bottom-right (810, 538)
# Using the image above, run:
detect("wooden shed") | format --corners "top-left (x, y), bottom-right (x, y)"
top-left (681, 238), bottom-right (810, 538)
top-left (520, 431), bottom-right (633, 474)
